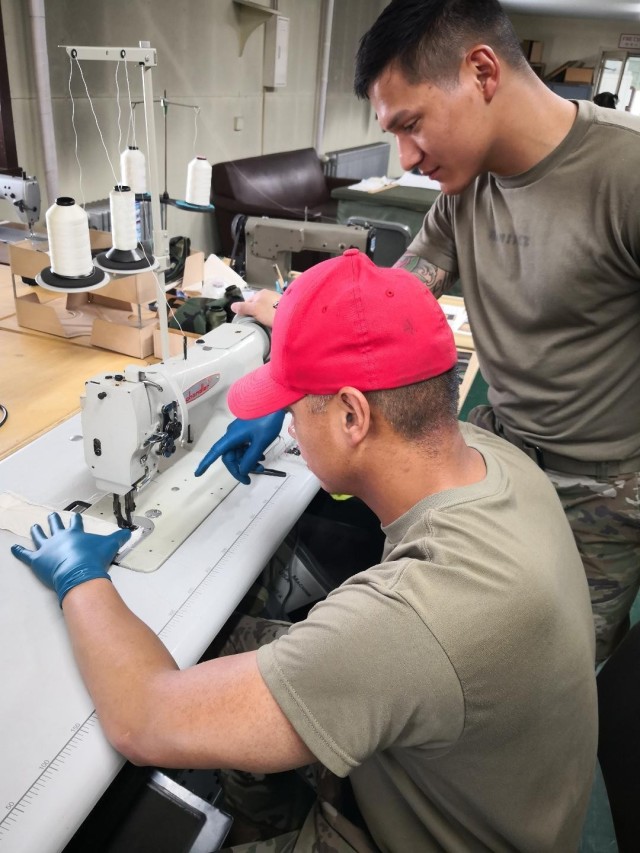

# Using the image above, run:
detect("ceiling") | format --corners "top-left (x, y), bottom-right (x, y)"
top-left (502, 0), bottom-right (640, 20)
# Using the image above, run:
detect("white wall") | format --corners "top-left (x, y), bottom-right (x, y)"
top-left (322, 0), bottom-right (391, 166)
top-left (508, 12), bottom-right (639, 78)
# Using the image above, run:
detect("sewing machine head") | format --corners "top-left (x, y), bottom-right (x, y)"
top-left (0, 173), bottom-right (41, 234)
top-left (81, 321), bottom-right (269, 530)
top-left (242, 216), bottom-right (371, 288)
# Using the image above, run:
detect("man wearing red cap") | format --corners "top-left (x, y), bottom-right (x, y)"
top-left (12, 252), bottom-right (597, 851)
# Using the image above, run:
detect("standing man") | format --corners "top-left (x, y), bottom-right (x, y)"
top-left (13, 252), bottom-right (597, 852)
top-left (353, 0), bottom-right (640, 664)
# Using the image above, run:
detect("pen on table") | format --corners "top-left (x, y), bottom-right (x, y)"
top-left (254, 467), bottom-right (287, 477)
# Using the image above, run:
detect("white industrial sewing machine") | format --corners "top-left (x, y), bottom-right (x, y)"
top-left (80, 319), bottom-right (270, 572)
top-left (0, 309), bottom-right (320, 851)
top-left (0, 171), bottom-right (41, 238)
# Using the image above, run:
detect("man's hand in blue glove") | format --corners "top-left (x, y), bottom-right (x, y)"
top-left (11, 512), bottom-right (132, 606)
top-left (194, 411), bottom-right (285, 485)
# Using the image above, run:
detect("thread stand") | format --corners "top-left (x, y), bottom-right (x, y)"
top-left (132, 91), bottom-right (212, 228)
top-left (36, 265), bottom-right (109, 293)
top-left (94, 246), bottom-right (159, 274)
top-left (62, 43), bottom-right (172, 361)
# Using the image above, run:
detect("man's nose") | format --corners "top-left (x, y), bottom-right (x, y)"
top-left (397, 135), bottom-right (424, 173)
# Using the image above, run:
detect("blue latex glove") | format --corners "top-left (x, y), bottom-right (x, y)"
top-left (194, 411), bottom-right (285, 485)
top-left (11, 512), bottom-right (131, 606)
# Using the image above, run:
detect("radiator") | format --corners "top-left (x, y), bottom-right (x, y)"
top-left (323, 142), bottom-right (390, 179)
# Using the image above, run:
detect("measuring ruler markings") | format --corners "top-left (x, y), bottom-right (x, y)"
top-left (0, 475), bottom-right (293, 849)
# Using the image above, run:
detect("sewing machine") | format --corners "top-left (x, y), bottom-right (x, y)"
top-left (80, 320), bottom-right (270, 572)
top-left (242, 216), bottom-right (371, 288)
top-left (0, 172), bottom-right (41, 237)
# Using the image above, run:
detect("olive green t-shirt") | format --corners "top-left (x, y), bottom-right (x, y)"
top-left (409, 100), bottom-right (640, 462)
top-left (257, 424), bottom-right (597, 852)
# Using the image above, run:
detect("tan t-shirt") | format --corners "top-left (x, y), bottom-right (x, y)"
top-left (257, 425), bottom-right (597, 852)
top-left (409, 100), bottom-right (640, 462)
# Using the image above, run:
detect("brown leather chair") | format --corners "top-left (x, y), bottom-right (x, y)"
top-left (210, 148), bottom-right (353, 256)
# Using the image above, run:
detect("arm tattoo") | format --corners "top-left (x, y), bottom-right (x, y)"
top-left (394, 252), bottom-right (454, 299)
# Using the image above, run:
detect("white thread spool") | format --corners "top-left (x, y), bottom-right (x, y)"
top-left (120, 146), bottom-right (147, 194)
top-left (109, 185), bottom-right (137, 251)
top-left (185, 156), bottom-right (212, 206)
top-left (46, 197), bottom-right (93, 277)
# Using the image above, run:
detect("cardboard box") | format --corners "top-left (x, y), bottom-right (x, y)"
top-left (9, 231), bottom-right (159, 357)
top-left (563, 67), bottom-right (594, 84)
top-left (12, 287), bottom-right (159, 358)
top-left (9, 237), bottom-right (207, 358)
top-left (521, 40), bottom-right (544, 63)
top-left (529, 41), bottom-right (544, 63)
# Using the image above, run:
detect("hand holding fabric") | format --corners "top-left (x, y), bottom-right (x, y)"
top-left (11, 512), bottom-right (131, 605)
top-left (194, 412), bottom-right (285, 485)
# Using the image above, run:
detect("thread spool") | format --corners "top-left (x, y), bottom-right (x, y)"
top-left (47, 197), bottom-right (93, 277)
top-left (120, 146), bottom-right (147, 194)
top-left (37, 197), bottom-right (109, 292)
top-left (185, 156), bottom-right (212, 206)
top-left (110, 185), bottom-right (137, 251)
top-left (94, 185), bottom-right (157, 274)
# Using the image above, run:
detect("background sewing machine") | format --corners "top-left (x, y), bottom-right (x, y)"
top-left (0, 171), bottom-right (41, 240)
top-left (239, 216), bottom-right (369, 288)
top-left (81, 319), bottom-right (270, 572)
top-left (237, 215), bottom-right (412, 288)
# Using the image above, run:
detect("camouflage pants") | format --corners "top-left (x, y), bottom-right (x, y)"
top-left (216, 614), bottom-right (379, 853)
top-left (468, 406), bottom-right (640, 664)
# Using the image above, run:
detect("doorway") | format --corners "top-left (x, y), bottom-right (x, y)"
top-left (594, 50), bottom-right (640, 114)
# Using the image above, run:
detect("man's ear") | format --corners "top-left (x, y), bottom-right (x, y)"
top-left (465, 45), bottom-right (500, 101)
top-left (336, 387), bottom-right (370, 446)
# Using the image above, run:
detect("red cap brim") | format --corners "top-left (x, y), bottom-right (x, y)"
top-left (227, 362), bottom-right (305, 419)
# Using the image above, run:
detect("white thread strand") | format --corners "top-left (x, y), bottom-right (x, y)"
top-left (110, 187), bottom-right (137, 251)
top-left (185, 156), bottom-right (212, 206)
top-left (121, 147), bottom-right (147, 194)
top-left (46, 198), bottom-right (93, 277)
top-left (124, 61), bottom-right (136, 148)
top-left (115, 61), bottom-right (123, 157)
top-left (67, 55), bottom-right (85, 207)
top-left (193, 107), bottom-right (200, 154)
top-left (74, 58), bottom-right (119, 186)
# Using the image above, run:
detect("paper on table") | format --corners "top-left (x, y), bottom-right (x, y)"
top-left (186, 253), bottom-right (246, 296)
top-left (346, 176), bottom-right (398, 193)
top-left (395, 172), bottom-right (442, 191)
top-left (203, 253), bottom-right (246, 288)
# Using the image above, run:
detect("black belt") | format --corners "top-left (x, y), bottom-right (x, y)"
top-left (496, 421), bottom-right (640, 478)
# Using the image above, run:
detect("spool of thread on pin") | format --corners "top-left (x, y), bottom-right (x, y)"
top-left (185, 156), bottom-right (212, 206)
top-left (110, 185), bottom-right (137, 251)
top-left (46, 197), bottom-right (93, 277)
top-left (120, 146), bottom-right (147, 194)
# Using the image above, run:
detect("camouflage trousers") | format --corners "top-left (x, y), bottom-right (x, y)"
top-left (468, 405), bottom-right (640, 664)
top-left (216, 614), bottom-right (379, 853)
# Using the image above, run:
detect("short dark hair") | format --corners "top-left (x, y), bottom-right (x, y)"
top-left (307, 367), bottom-right (460, 442)
top-left (354, 0), bottom-right (528, 98)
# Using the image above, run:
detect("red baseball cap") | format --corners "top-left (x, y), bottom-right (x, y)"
top-left (228, 249), bottom-right (457, 419)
